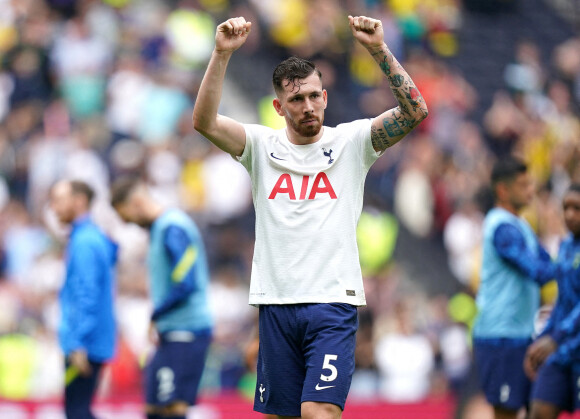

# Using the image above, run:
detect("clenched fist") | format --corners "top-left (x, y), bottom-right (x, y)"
top-left (215, 16), bottom-right (252, 53)
top-left (348, 15), bottom-right (384, 49)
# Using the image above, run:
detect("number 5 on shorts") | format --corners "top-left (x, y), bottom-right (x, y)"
top-left (320, 354), bottom-right (338, 382)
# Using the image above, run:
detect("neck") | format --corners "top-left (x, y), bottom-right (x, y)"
top-left (286, 127), bottom-right (324, 145)
top-left (73, 211), bottom-right (89, 223)
top-left (496, 202), bottom-right (519, 216)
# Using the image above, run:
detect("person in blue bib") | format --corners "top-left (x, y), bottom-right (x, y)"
top-left (111, 177), bottom-right (213, 419)
top-left (472, 157), bottom-right (558, 419)
top-left (524, 184), bottom-right (580, 419)
top-left (50, 180), bottom-right (118, 419)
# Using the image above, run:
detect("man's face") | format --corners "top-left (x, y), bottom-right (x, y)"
top-left (506, 172), bottom-right (533, 211)
top-left (563, 190), bottom-right (580, 237)
top-left (274, 72), bottom-right (327, 138)
top-left (50, 182), bottom-right (76, 225)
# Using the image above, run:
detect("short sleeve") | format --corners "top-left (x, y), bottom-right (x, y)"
top-left (336, 118), bottom-right (378, 170)
top-left (236, 124), bottom-right (253, 169)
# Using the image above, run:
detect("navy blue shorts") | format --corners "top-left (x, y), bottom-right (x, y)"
top-left (531, 361), bottom-right (580, 412)
top-left (145, 330), bottom-right (211, 407)
top-left (473, 337), bottom-right (532, 411)
top-left (254, 303), bottom-right (358, 417)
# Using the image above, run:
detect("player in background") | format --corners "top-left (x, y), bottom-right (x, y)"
top-left (110, 177), bottom-right (213, 419)
top-left (524, 184), bottom-right (580, 419)
top-left (49, 180), bottom-right (117, 419)
top-left (193, 14), bottom-right (427, 419)
top-left (472, 157), bottom-right (558, 419)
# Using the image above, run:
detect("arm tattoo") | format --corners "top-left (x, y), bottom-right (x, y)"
top-left (370, 43), bottom-right (427, 124)
top-left (375, 52), bottom-right (391, 77)
top-left (372, 113), bottom-right (418, 150)
top-left (383, 117), bottom-right (405, 137)
top-left (371, 125), bottom-right (392, 151)
top-left (390, 74), bottom-right (404, 87)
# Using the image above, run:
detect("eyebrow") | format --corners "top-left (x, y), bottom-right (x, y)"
top-left (287, 89), bottom-right (322, 100)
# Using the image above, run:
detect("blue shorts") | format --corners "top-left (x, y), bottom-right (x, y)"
top-left (145, 330), bottom-right (211, 407)
top-left (531, 361), bottom-right (580, 412)
top-left (254, 303), bottom-right (358, 417)
top-left (473, 337), bottom-right (532, 411)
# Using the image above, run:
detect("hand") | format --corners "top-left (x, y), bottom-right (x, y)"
top-left (148, 321), bottom-right (159, 346)
top-left (523, 336), bottom-right (557, 380)
top-left (69, 349), bottom-right (92, 377)
top-left (348, 15), bottom-right (384, 49)
top-left (215, 17), bottom-right (252, 53)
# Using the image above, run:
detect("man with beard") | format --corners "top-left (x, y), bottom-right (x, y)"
top-left (49, 180), bottom-right (117, 419)
top-left (193, 15), bottom-right (428, 419)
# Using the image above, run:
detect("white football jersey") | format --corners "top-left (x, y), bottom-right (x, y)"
top-left (238, 119), bottom-right (380, 306)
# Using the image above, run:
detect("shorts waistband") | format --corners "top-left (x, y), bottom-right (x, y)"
top-left (160, 328), bottom-right (212, 343)
top-left (472, 336), bottom-right (531, 347)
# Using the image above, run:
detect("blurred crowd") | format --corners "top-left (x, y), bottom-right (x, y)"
top-left (0, 0), bottom-right (578, 416)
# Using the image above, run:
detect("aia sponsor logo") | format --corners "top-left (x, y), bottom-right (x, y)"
top-left (268, 173), bottom-right (337, 200)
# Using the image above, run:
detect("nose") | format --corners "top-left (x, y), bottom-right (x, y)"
top-left (303, 98), bottom-right (314, 114)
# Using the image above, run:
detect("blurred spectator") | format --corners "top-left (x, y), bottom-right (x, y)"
top-left (207, 265), bottom-right (255, 390)
top-left (50, 16), bottom-right (113, 119)
top-left (553, 37), bottom-right (580, 103)
top-left (394, 136), bottom-right (436, 237)
top-left (504, 39), bottom-right (545, 97)
top-left (374, 297), bottom-right (435, 402)
top-left (1, 199), bottom-right (51, 283)
top-left (105, 51), bottom-right (151, 141)
top-left (443, 196), bottom-right (484, 287)
top-left (198, 148), bottom-right (252, 225)
top-left (137, 69), bottom-right (191, 145)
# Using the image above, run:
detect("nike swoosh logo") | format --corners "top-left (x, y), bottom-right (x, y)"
top-left (270, 153), bottom-right (285, 160)
top-left (315, 383), bottom-right (335, 391)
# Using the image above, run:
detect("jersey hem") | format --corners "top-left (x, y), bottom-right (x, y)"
top-left (249, 298), bottom-right (366, 307)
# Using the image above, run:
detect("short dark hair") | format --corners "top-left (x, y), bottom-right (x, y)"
top-left (491, 156), bottom-right (527, 190)
top-left (70, 180), bottom-right (95, 205)
top-left (272, 56), bottom-right (322, 94)
top-left (110, 176), bottom-right (141, 208)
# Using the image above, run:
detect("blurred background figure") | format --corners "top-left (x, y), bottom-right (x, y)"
top-left (525, 184), bottom-right (580, 419)
top-left (375, 297), bottom-right (435, 403)
top-left (111, 177), bottom-right (213, 419)
top-left (472, 158), bottom-right (558, 419)
top-left (49, 179), bottom-right (117, 419)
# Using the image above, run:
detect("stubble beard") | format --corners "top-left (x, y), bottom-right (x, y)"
top-left (288, 115), bottom-right (323, 138)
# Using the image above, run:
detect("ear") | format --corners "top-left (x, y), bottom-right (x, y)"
top-left (273, 97), bottom-right (284, 116)
top-left (323, 89), bottom-right (328, 110)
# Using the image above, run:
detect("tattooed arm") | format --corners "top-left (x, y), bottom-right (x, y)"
top-left (348, 16), bottom-right (428, 152)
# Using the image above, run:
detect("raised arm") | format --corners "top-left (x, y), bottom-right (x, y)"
top-left (192, 17), bottom-right (252, 156)
top-left (348, 16), bottom-right (428, 152)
